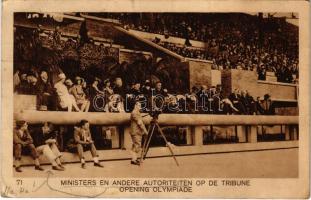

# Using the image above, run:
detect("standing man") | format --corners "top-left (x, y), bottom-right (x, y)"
top-left (129, 101), bottom-right (148, 165)
top-left (74, 120), bottom-right (103, 169)
top-left (262, 94), bottom-right (275, 115)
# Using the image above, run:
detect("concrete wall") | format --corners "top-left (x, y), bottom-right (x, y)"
top-left (187, 59), bottom-right (212, 89)
top-left (256, 81), bottom-right (297, 100)
top-left (221, 69), bottom-right (298, 101)
top-left (211, 70), bottom-right (221, 87)
top-left (14, 94), bottom-right (37, 111)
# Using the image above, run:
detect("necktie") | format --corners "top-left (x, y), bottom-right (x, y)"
top-left (82, 130), bottom-right (86, 142)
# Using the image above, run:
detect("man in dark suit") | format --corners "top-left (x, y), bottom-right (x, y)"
top-left (36, 71), bottom-right (53, 110)
top-left (113, 77), bottom-right (126, 100)
top-left (13, 120), bottom-right (44, 172)
top-left (229, 89), bottom-right (246, 114)
top-left (74, 120), bottom-right (103, 169)
top-left (262, 94), bottom-right (275, 115)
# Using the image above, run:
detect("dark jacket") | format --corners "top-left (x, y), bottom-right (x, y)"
top-left (36, 79), bottom-right (53, 96)
top-left (113, 86), bottom-right (126, 100)
top-left (32, 127), bottom-right (58, 147)
top-left (16, 80), bottom-right (30, 94)
top-left (13, 128), bottom-right (33, 145)
top-left (262, 99), bottom-right (275, 115)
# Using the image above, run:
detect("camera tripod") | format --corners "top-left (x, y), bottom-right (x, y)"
top-left (139, 116), bottom-right (179, 166)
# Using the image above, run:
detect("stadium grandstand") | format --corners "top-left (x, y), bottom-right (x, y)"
top-left (13, 12), bottom-right (298, 170)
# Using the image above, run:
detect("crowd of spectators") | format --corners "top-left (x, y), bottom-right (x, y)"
top-left (91, 13), bottom-right (299, 83)
top-left (155, 41), bottom-right (298, 83)
top-left (14, 67), bottom-right (275, 115)
top-left (14, 13), bottom-right (286, 115)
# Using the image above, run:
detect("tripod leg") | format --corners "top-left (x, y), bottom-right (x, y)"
top-left (141, 125), bottom-right (151, 154)
top-left (140, 125), bottom-right (151, 163)
top-left (140, 124), bottom-right (155, 164)
top-left (142, 123), bottom-right (156, 160)
top-left (156, 123), bottom-right (179, 166)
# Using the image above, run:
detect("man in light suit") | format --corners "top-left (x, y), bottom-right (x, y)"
top-left (129, 101), bottom-right (148, 165)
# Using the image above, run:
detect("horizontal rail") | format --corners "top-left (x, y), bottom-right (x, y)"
top-left (14, 110), bottom-right (299, 126)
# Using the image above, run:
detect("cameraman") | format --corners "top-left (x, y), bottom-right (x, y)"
top-left (129, 101), bottom-right (148, 165)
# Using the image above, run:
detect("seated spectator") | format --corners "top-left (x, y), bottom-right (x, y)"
top-left (105, 94), bottom-right (125, 113)
top-left (113, 77), bottom-right (126, 99)
top-left (164, 91), bottom-right (179, 113)
top-left (152, 81), bottom-right (165, 110)
top-left (90, 77), bottom-right (104, 96)
top-left (141, 80), bottom-right (152, 97)
top-left (102, 79), bottom-right (114, 110)
top-left (141, 80), bottom-right (152, 111)
top-left (220, 98), bottom-right (239, 114)
top-left (36, 71), bottom-right (53, 110)
top-left (73, 120), bottom-right (104, 169)
top-left (103, 79), bottom-right (114, 96)
top-left (130, 82), bottom-right (142, 96)
top-left (239, 90), bottom-right (250, 114)
top-left (65, 79), bottom-right (74, 91)
top-left (26, 75), bottom-right (38, 95)
top-left (229, 89), bottom-right (246, 114)
top-left (70, 76), bottom-right (90, 112)
top-left (15, 73), bottom-right (29, 94)
top-left (184, 93), bottom-right (198, 114)
top-left (254, 96), bottom-right (265, 115)
top-left (32, 122), bottom-right (65, 171)
top-left (13, 120), bottom-right (44, 172)
top-left (113, 77), bottom-right (126, 110)
top-left (54, 73), bottom-right (80, 112)
top-left (81, 78), bottom-right (91, 100)
top-left (89, 77), bottom-right (105, 111)
top-left (13, 69), bottom-right (20, 92)
top-left (245, 91), bottom-right (257, 115)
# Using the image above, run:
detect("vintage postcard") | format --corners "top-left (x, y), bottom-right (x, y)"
top-left (1, 0), bottom-right (310, 198)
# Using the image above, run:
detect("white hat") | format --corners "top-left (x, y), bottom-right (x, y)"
top-left (58, 73), bottom-right (66, 80)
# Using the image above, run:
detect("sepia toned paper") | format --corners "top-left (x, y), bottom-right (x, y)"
top-left (1, 0), bottom-right (310, 198)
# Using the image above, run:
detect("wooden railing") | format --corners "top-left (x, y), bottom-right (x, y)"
top-left (13, 110), bottom-right (299, 164)
top-left (14, 110), bottom-right (298, 147)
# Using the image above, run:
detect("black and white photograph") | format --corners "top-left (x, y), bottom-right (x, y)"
top-left (1, 0), bottom-right (309, 198)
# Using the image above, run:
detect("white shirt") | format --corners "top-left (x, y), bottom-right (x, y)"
top-left (54, 81), bottom-right (71, 108)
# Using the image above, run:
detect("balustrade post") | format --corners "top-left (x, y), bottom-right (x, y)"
top-left (123, 126), bottom-right (132, 149)
top-left (110, 126), bottom-right (119, 148)
top-left (285, 125), bottom-right (290, 140)
top-left (237, 125), bottom-right (247, 142)
top-left (293, 126), bottom-right (298, 140)
top-left (247, 125), bottom-right (257, 143)
top-left (192, 126), bottom-right (203, 146)
top-left (185, 126), bottom-right (192, 145)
